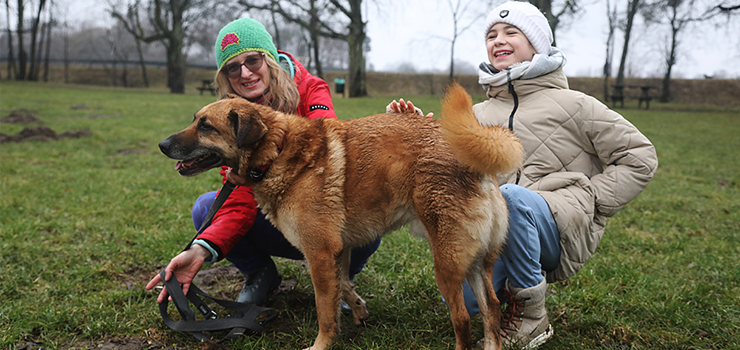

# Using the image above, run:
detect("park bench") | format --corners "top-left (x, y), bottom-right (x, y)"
top-left (610, 84), bottom-right (655, 109)
top-left (197, 80), bottom-right (217, 96)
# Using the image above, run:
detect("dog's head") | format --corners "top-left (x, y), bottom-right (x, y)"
top-left (159, 94), bottom-right (269, 177)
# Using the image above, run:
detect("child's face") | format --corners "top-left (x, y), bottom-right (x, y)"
top-left (486, 23), bottom-right (536, 70)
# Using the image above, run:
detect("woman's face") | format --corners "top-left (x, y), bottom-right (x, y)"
top-left (222, 51), bottom-right (271, 101)
top-left (486, 23), bottom-right (536, 70)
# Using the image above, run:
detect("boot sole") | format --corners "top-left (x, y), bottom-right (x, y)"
top-left (524, 324), bottom-right (553, 349)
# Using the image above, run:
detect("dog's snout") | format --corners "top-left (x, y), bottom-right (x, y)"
top-left (159, 138), bottom-right (172, 154)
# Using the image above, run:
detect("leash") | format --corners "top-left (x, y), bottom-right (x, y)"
top-left (184, 181), bottom-right (237, 251)
top-left (158, 181), bottom-right (279, 342)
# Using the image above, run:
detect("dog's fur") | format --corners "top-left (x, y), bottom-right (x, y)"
top-left (159, 83), bottom-right (523, 350)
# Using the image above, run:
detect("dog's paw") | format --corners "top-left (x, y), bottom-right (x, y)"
top-left (351, 299), bottom-right (369, 325)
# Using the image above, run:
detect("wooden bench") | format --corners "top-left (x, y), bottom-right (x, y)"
top-left (197, 80), bottom-right (217, 96)
top-left (611, 84), bottom-right (655, 109)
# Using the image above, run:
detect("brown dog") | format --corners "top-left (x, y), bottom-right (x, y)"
top-left (158, 82), bottom-right (522, 350)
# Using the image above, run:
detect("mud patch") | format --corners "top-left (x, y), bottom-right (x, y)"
top-left (0, 126), bottom-right (92, 143)
top-left (1, 109), bottom-right (93, 143)
top-left (0, 109), bottom-right (43, 124)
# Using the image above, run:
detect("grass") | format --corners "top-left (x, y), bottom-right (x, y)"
top-left (1, 80), bottom-right (739, 350)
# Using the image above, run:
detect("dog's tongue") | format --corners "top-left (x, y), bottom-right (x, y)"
top-left (174, 159), bottom-right (197, 171)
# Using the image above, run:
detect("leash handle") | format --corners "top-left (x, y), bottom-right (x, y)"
top-left (184, 181), bottom-right (237, 252)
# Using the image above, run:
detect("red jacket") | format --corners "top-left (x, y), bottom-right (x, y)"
top-left (198, 51), bottom-right (337, 259)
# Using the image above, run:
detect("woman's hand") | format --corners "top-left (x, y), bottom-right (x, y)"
top-left (385, 98), bottom-right (434, 118)
top-left (225, 167), bottom-right (249, 186)
top-left (145, 244), bottom-right (210, 303)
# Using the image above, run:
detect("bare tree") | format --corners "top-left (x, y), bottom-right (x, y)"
top-left (28, 0), bottom-right (48, 80)
top-left (5, 0), bottom-right (15, 79)
top-left (653, 0), bottom-right (706, 102)
top-left (16, 0), bottom-right (26, 80)
top-left (444, 0), bottom-right (489, 82)
top-left (42, 0), bottom-right (54, 82)
top-left (603, 0), bottom-right (618, 101)
top-left (616, 0), bottom-right (641, 88)
top-left (239, 0), bottom-right (369, 97)
top-left (238, 0), bottom-right (331, 77)
top-left (111, 0), bottom-right (197, 93)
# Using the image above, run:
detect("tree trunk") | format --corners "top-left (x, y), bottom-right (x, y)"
top-left (346, 0), bottom-right (366, 98)
top-left (448, 36), bottom-right (455, 82)
top-left (43, 2), bottom-right (53, 82)
top-left (35, 22), bottom-right (46, 79)
top-left (311, 32), bottom-right (323, 78)
top-left (135, 38), bottom-right (149, 87)
top-left (660, 5), bottom-right (680, 103)
top-left (28, 0), bottom-right (47, 81)
top-left (309, 1), bottom-right (323, 78)
top-left (16, 0), bottom-right (26, 80)
top-left (166, 19), bottom-right (186, 94)
top-left (6, 0), bottom-right (15, 80)
top-left (166, 45), bottom-right (186, 93)
top-left (64, 24), bottom-right (69, 83)
top-left (603, 0), bottom-right (617, 102)
top-left (616, 0), bottom-right (640, 87)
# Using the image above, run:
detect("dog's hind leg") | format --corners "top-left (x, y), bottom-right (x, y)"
top-left (339, 248), bottom-right (369, 325)
top-left (428, 236), bottom-right (475, 350)
top-left (466, 260), bottom-right (502, 350)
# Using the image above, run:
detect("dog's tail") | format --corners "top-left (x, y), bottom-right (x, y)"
top-left (439, 82), bottom-right (523, 177)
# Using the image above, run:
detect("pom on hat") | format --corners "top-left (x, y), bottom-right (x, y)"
top-left (484, 1), bottom-right (553, 56)
top-left (214, 18), bottom-right (279, 70)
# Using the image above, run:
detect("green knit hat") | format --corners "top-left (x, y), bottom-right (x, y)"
top-left (214, 18), bottom-right (279, 70)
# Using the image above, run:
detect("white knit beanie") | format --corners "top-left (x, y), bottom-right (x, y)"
top-left (484, 1), bottom-right (553, 56)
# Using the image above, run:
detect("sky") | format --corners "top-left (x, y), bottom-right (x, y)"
top-left (60, 0), bottom-right (740, 79)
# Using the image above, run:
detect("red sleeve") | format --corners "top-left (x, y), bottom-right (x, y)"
top-left (195, 166), bottom-right (259, 258)
top-left (297, 75), bottom-right (338, 120)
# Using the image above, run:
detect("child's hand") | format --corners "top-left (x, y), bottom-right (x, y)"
top-left (386, 98), bottom-right (434, 118)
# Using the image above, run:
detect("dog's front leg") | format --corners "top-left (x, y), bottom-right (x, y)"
top-left (304, 245), bottom-right (342, 350)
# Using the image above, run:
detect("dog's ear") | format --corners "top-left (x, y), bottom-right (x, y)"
top-left (228, 106), bottom-right (268, 149)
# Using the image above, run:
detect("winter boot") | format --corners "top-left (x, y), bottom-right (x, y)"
top-left (500, 277), bottom-right (553, 349)
top-left (236, 259), bottom-right (281, 305)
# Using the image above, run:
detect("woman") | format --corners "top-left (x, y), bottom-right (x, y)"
top-left (391, 2), bottom-right (657, 348)
top-left (147, 18), bottom-right (381, 308)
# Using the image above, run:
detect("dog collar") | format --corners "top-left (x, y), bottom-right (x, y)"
top-left (248, 140), bottom-right (283, 183)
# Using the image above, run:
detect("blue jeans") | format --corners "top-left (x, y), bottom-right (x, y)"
top-left (193, 191), bottom-right (382, 278)
top-left (462, 184), bottom-right (560, 316)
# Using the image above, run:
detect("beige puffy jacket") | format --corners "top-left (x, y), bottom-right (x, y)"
top-left (474, 69), bottom-right (658, 283)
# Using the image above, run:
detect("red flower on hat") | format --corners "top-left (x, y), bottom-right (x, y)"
top-left (221, 33), bottom-right (240, 51)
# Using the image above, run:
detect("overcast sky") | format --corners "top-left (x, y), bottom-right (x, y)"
top-left (56, 0), bottom-right (740, 79)
top-left (363, 0), bottom-right (740, 79)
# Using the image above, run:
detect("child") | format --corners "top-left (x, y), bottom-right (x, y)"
top-left (390, 2), bottom-right (658, 348)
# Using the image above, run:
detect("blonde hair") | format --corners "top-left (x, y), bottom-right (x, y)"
top-left (214, 54), bottom-right (300, 114)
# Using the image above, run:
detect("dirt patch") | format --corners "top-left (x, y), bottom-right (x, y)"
top-left (0, 126), bottom-right (92, 143)
top-left (0, 109), bottom-right (43, 124)
top-left (0, 109), bottom-right (93, 144)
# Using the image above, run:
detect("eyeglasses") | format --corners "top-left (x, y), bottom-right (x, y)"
top-left (222, 53), bottom-right (265, 79)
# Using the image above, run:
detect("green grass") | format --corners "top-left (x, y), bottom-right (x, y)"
top-left (1, 81), bottom-right (739, 350)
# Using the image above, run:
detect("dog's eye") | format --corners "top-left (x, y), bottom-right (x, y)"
top-left (198, 122), bottom-right (215, 131)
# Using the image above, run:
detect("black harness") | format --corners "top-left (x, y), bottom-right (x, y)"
top-left (157, 181), bottom-right (278, 343)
